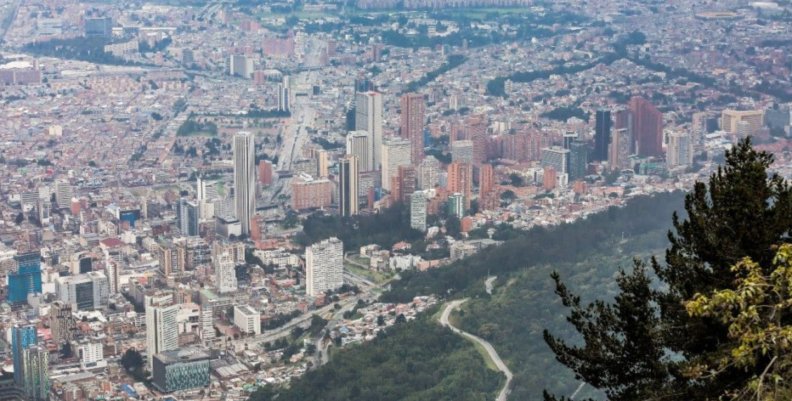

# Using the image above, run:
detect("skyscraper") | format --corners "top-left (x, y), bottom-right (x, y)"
top-left (400, 93), bottom-right (425, 164)
top-left (594, 110), bottom-right (611, 161)
top-left (541, 147), bottom-right (570, 175)
top-left (12, 325), bottom-right (37, 386)
top-left (447, 193), bottom-right (465, 219)
top-left (177, 198), bottom-right (199, 236)
top-left (667, 131), bottom-right (694, 170)
top-left (355, 92), bottom-right (383, 170)
top-left (346, 131), bottom-right (371, 171)
top-left (410, 191), bottom-right (427, 232)
top-left (381, 137), bottom-right (411, 191)
top-left (393, 165), bottom-right (416, 203)
top-left (214, 252), bottom-right (237, 294)
top-left (305, 238), bottom-right (344, 297)
top-left (569, 141), bottom-right (588, 181)
top-left (629, 97), bottom-right (664, 157)
top-left (145, 295), bottom-right (179, 371)
top-left (339, 155), bottom-right (359, 217)
top-left (447, 162), bottom-right (473, 209)
top-left (233, 132), bottom-right (256, 236)
top-left (22, 346), bottom-right (48, 401)
top-left (50, 301), bottom-right (76, 344)
top-left (418, 156), bottom-right (440, 190)
top-left (479, 163), bottom-right (494, 195)
top-left (8, 251), bottom-right (42, 304)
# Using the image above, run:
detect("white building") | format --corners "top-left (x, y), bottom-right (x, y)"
top-left (346, 131), bottom-right (371, 172)
top-left (305, 237), bottom-right (344, 297)
top-left (355, 92), bottom-right (383, 170)
top-left (233, 305), bottom-right (261, 335)
top-left (229, 54), bottom-right (254, 78)
top-left (418, 156), bottom-right (440, 190)
top-left (233, 132), bottom-right (256, 236)
top-left (145, 295), bottom-right (178, 371)
top-left (410, 191), bottom-right (427, 232)
top-left (55, 272), bottom-right (109, 311)
top-left (381, 137), bottom-right (411, 191)
top-left (214, 252), bottom-right (237, 294)
top-left (78, 342), bottom-right (106, 369)
top-left (667, 131), bottom-right (694, 170)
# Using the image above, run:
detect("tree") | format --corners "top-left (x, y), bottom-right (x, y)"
top-left (14, 213), bottom-right (23, 225)
top-left (544, 138), bottom-right (792, 400)
top-left (120, 348), bottom-right (144, 376)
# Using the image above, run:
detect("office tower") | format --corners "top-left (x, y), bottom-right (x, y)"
top-left (465, 115), bottom-right (488, 165)
top-left (447, 162), bottom-right (473, 209)
top-left (563, 131), bottom-right (578, 150)
top-left (355, 92), bottom-right (383, 170)
top-left (400, 93), bottom-right (426, 163)
top-left (229, 54), bottom-right (254, 78)
top-left (145, 295), bottom-right (179, 371)
top-left (609, 128), bottom-right (631, 171)
top-left (339, 155), bottom-right (359, 217)
top-left (451, 140), bottom-right (475, 164)
top-left (12, 325), bottom-right (37, 386)
top-left (346, 131), bottom-right (371, 171)
top-left (8, 252), bottom-right (42, 304)
top-left (418, 156), bottom-right (440, 190)
top-left (593, 110), bottom-right (611, 161)
top-left (278, 82), bottom-right (290, 112)
top-left (200, 305), bottom-right (215, 341)
top-left (317, 150), bottom-right (329, 178)
top-left (152, 349), bottom-right (211, 393)
top-left (22, 346), bottom-right (48, 401)
top-left (78, 342), bottom-right (104, 369)
top-left (667, 131), bottom-right (694, 169)
top-left (541, 147), bottom-right (571, 175)
top-left (291, 175), bottom-right (333, 210)
top-left (479, 163), bottom-right (494, 195)
top-left (233, 305), bottom-right (261, 335)
top-left (568, 141), bottom-right (588, 181)
top-left (447, 193), bottom-right (465, 219)
top-left (258, 160), bottom-right (273, 185)
top-left (410, 192), bottom-right (428, 232)
top-left (177, 198), bottom-right (199, 236)
top-left (305, 237), bottom-right (344, 297)
top-left (50, 301), bottom-right (76, 343)
top-left (55, 181), bottom-right (73, 210)
top-left (55, 271), bottom-right (109, 311)
top-left (629, 96), bottom-right (664, 157)
top-left (105, 259), bottom-right (120, 294)
top-left (393, 165), bottom-right (416, 203)
top-left (233, 132), bottom-right (256, 236)
top-left (720, 109), bottom-right (764, 137)
top-left (214, 252), bottom-right (237, 294)
top-left (381, 137), bottom-right (411, 191)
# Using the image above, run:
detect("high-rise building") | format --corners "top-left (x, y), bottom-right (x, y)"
top-left (55, 271), bottom-right (109, 311)
top-left (8, 251), bottom-right (42, 304)
top-left (541, 146), bottom-right (570, 175)
top-left (233, 305), bottom-right (261, 335)
top-left (84, 17), bottom-right (113, 37)
top-left (55, 181), bottom-right (73, 210)
top-left (346, 131), bottom-right (371, 171)
top-left (667, 131), bottom-right (694, 170)
top-left (22, 346), bottom-right (48, 401)
top-left (233, 132), bottom-right (256, 236)
top-left (410, 191), bottom-right (428, 232)
top-left (200, 305), bottom-right (215, 341)
top-left (291, 175), bottom-right (333, 210)
top-left (381, 137), bottom-right (411, 191)
top-left (593, 110), bottom-right (611, 161)
top-left (277, 82), bottom-right (290, 112)
top-left (177, 198), bottom-right (199, 236)
top-left (418, 156), bottom-right (440, 190)
top-left (145, 295), bottom-right (179, 371)
top-left (305, 237), bottom-right (344, 297)
top-left (721, 109), bottom-right (764, 137)
top-left (393, 165), bottom-right (416, 203)
top-left (479, 163), bottom-right (494, 195)
top-left (563, 131), bottom-right (578, 150)
top-left (214, 252), bottom-right (237, 294)
top-left (400, 93), bottom-right (426, 163)
top-left (12, 325), bottom-right (37, 386)
top-left (568, 141), bottom-right (588, 181)
top-left (630, 97), bottom-right (664, 157)
top-left (355, 92), bottom-right (383, 170)
top-left (339, 155), bottom-right (359, 217)
top-left (317, 150), bottom-right (329, 178)
top-left (49, 301), bottom-right (76, 344)
top-left (447, 162), bottom-right (473, 209)
top-left (258, 160), bottom-right (273, 186)
top-left (447, 193), bottom-right (465, 219)
top-left (609, 127), bottom-right (632, 171)
top-left (229, 54), bottom-right (254, 78)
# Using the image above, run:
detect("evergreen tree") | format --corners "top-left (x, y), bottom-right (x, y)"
top-left (544, 138), bottom-right (792, 400)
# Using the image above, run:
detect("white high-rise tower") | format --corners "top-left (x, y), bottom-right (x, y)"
top-left (233, 132), bottom-right (256, 236)
top-left (214, 252), bottom-right (238, 294)
top-left (355, 92), bottom-right (383, 170)
top-left (145, 294), bottom-right (178, 371)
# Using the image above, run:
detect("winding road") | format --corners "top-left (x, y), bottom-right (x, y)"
top-left (439, 299), bottom-right (513, 401)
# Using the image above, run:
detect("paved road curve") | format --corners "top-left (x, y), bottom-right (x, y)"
top-left (440, 299), bottom-right (513, 401)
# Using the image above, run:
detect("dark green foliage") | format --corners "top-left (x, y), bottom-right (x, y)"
top-left (176, 120), bottom-right (218, 136)
top-left (405, 55), bottom-right (466, 92)
top-left (382, 191), bottom-right (685, 303)
top-left (23, 37), bottom-right (150, 66)
top-left (541, 106), bottom-right (590, 122)
top-left (545, 138), bottom-right (792, 400)
top-left (248, 317), bottom-right (502, 401)
top-left (295, 203), bottom-right (423, 251)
